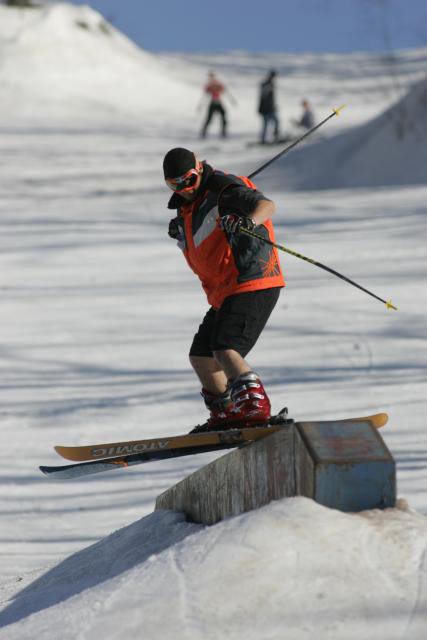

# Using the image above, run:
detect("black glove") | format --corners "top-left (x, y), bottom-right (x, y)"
top-left (168, 217), bottom-right (184, 241)
top-left (219, 214), bottom-right (256, 235)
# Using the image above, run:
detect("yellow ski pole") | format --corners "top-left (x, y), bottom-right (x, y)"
top-left (248, 106), bottom-right (346, 180)
top-left (241, 228), bottom-right (397, 311)
top-left (242, 105), bottom-right (396, 309)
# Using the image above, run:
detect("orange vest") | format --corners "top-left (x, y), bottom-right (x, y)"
top-left (178, 175), bottom-right (285, 308)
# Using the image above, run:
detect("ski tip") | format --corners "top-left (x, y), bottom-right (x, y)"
top-left (386, 300), bottom-right (398, 311)
top-left (54, 445), bottom-right (66, 457)
top-left (54, 446), bottom-right (79, 461)
top-left (371, 413), bottom-right (389, 429)
top-left (39, 466), bottom-right (52, 476)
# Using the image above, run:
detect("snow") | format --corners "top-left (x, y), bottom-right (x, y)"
top-left (0, 2), bottom-right (198, 124)
top-left (0, 2), bottom-right (427, 638)
top-left (2, 499), bottom-right (427, 639)
top-left (264, 76), bottom-right (427, 190)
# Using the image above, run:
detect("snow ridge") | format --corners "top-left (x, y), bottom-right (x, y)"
top-left (0, 2), bottom-right (197, 123)
top-left (264, 76), bottom-right (427, 189)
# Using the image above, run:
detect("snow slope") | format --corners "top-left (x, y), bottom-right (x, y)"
top-left (1, 2), bottom-right (426, 131)
top-left (0, 2), bottom-right (198, 124)
top-left (1, 499), bottom-right (427, 639)
top-left (160, 47), bottom-right (427, 135)
top-left (263, 76), bottom-right (427, 190)
top-left (0, 3), bottom-right (427, 639)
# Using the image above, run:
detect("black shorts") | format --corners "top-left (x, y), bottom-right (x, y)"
top-left (189, 287), bottom-right (281, 358)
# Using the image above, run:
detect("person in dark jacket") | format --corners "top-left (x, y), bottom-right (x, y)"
top-left (258, 69), bottom-right (280, 144)
top-left (163, 147), bottom-right (285, 432)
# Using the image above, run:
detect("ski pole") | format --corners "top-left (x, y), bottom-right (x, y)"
top-left (241, 228), bottom-right (397, 310)
top-left (248, 105), bottom-right (345, 180)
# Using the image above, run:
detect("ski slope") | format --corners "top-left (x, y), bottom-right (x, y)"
top-left (0, 3), bottom-right (426, 638)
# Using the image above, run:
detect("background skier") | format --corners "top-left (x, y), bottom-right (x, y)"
top-left (258, 69), bottom-right (280, 143)
top-left (199, 71), bottom-right (235, 139)
top-left (292, 99), bottom-right (315, 131)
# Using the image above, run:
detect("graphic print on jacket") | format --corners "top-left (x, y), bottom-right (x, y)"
top-left (167, 165), bottom-right (285, 308)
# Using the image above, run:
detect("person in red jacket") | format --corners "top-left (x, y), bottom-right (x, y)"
top-left (199, 71), bottom-right (235, 139)
top-left (163, 147), bottom-right (285, 432)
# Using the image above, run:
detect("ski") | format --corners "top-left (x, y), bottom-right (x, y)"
top-left (39, 439), bottom-right (265, 480)
top-left (54, 412), bottom-right (387, 463)
top-left (54, 413), bottom-right (292, 463)
top-left (39, 413), bottom-right (388, 480)
top-left (246, 137), bottom-right (293, 148)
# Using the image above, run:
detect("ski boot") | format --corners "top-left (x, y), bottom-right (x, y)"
top-left (190, 372), bottom-right (271, 433)
top-left (190, 388), bottom-right (236, 433)
top-left (227, 371), bottom-right (271, 427)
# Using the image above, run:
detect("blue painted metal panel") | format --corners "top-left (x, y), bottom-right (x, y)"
top-left (315, 460), bottom-right (396, 511)
top-left (297, 420), bottom-right (396, 511)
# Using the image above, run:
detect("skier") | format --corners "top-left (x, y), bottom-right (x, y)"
top-left (199, 71), bottom-right (235, 139)
top-left (163, 147), bottom-right (285, 432)
top-left (292, 99), bottom-right (315, 131)
top-left (258, 69), bottom-right (280, 144)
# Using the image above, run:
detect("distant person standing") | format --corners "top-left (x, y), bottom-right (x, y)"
top-left (293, 99), bottom-right (315, 131)
top-left (200, 72), bottom-right (235, 139)
top-left (258, 69), bottom-right (279, 144)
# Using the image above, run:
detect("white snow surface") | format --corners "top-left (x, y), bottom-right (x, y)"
top-left (264, 76), bottom-right (427, 190)
top-left (0, 3), bottom-right (427, 639)
top-left (0, 2), bottom-right (198, 124)
top-left (1, 499), bottom-right (427, 639)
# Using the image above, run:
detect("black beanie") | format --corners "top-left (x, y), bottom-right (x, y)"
top-left (163, 147), bottom-right (195, 179)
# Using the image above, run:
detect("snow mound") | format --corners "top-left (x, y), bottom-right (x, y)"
top-left (0, 2), bottom-right (197, 124)
top-left (1, 498), bottom-right (427, 639)
top-left (264, 77), bottom-right (427, 190)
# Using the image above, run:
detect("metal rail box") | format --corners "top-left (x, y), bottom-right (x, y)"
top-left (295, 420), bottom-right (395, 511)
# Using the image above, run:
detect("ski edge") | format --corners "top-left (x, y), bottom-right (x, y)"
top-left (39, 441), bottom-right (249, 480)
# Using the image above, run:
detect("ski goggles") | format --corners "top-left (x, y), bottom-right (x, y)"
top-left (165, 167), bottom-right (200, 193)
